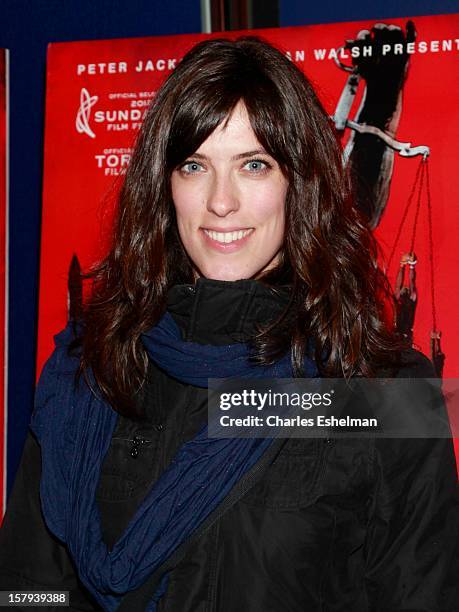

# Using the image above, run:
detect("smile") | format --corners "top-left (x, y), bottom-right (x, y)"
top-left (203, 228), bottom-right (254, 244)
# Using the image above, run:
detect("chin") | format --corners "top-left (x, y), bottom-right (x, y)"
top-left (199, 264), bottom-right (255, 282)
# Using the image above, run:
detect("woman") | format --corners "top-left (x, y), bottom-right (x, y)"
top-left (0, 37), bottom-right (457, 611)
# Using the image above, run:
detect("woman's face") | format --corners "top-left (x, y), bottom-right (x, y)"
top-left (171, 101), bottom-right (288, 281)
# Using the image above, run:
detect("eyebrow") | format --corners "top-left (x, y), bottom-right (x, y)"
top-left (190, 149), bottom-right (269, 162)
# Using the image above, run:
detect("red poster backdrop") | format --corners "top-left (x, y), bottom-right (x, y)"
top-left (40, 16), bottom-right (459, 459)
top-left (0, 50), bottom-right (8, 517)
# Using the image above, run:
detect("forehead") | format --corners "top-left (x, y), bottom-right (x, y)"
top-left (195, 101), bottom-right (261, 154)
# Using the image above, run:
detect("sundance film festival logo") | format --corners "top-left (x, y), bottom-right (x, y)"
top-left (76, 88), bottom-right (98, 139)
top-left (75, 87), bottom-right (147, 138)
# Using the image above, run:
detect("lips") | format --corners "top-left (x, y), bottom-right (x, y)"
top-left (200, 227), bottom-right (254, 252)
top-left (203, 228), bottom-right (253, 244)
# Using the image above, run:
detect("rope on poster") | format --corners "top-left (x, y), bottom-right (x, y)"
top-left (386, 156), bottom-right (444, 377)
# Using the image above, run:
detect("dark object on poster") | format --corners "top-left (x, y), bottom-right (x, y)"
top-left (68, 254), bottom-right (82, 322)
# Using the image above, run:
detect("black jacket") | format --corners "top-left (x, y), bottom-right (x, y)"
top-left (0, 278), bottom-right (458, 611)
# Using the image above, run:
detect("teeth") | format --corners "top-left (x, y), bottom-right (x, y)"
top-left (204, 229), bottom-right (252, 244)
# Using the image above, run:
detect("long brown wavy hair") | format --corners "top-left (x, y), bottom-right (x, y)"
top-left (77, 36), bottom-right (406, 419)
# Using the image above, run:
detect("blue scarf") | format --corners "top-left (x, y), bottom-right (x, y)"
top-left (141, 311), bottom-right (313, 386)
top-left (31, 312), bottom-right (318, 611)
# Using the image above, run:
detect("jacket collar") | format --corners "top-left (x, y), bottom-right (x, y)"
top-left (167, 278), bottom-right (291, 345)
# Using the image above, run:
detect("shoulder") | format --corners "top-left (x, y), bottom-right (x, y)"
top-left (43, 321), bottom-right (83, 374)
top-left (376, 347), bottom-right (435, 379)
top-left (394, 347), bottom-right (435, 378)
top-left (382, 347), bottom-right (445, 426)
top-left (372, 348), bottom-right (455, 473)
top-left (32, 322), bottom-right (85, 440)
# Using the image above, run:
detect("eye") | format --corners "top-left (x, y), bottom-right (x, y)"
top-left (243, 159), bottom-right (271, 173)
top-left (180, 161), bottom-right (204, 174)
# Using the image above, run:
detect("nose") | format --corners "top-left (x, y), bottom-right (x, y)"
top-left (205, 172), bottom-right (240, 217)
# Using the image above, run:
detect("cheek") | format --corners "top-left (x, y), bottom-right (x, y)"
top-left (250, 181), bottom-right (287, 226)
top-left (171, 181), bottom-right (201, 229)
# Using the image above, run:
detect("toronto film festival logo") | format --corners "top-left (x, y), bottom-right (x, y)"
top-left (76, 87), bottom-right (98, 139)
